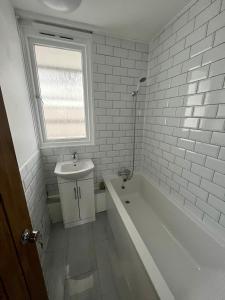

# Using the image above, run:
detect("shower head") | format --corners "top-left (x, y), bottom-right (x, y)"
top-left (132, 77), bottom-right (147, 96)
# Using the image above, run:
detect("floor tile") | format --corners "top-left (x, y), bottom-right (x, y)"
top-left (43, 247), bottom-right (66, 300)
top-left (107, 237), bottom-right (134, 300)
top-left (43, 212), bottom-right (132, 300)
top-left (66, 223), bottom-right (97, 278)
top-left (101, 292), bottom-right (119, 300)
top-left (93, 212), bottom-right (108, 242)
top-left (47, 222), bottom-right (69, 252)
top-left (95, 240), bottom-right (117, 295)
top-left (64, 270), bottom-right (101, 300)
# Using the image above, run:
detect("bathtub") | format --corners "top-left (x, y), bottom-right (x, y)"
top-left (104, 173), bottom-right (225, 300)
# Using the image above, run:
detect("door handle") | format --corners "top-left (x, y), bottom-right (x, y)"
top-left (74, 187), bottom-right (77, 200)
top-left (78, 186), bottom-right (81, 199)
top-left (21, 229), bottom-right (43, 248)
top-left (77, 187), bottom-right (81, 219)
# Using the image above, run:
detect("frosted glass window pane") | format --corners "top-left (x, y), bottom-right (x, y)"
top-left (34, 45), bottom-right (86, 140)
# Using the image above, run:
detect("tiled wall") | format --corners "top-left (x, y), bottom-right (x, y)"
top-left (20, 151), bottom-right (51, 263)
top-left (41, 33), bottom-right (148, 196)
top-left (143, 0), bottom-right (225, 232)
top-left (40, 0), bottom-right (225, 235)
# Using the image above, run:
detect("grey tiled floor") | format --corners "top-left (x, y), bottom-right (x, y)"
top-left (43, 212), bottom-right (132, 300)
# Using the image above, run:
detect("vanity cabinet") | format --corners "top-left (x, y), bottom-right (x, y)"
top-left (58, 181), bottom-right (80, 224)
top-left (58, 172), bottom-right (95, 228)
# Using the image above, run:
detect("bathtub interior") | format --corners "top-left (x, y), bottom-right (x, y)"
top-left (109, 174), bottom-right (225, 299)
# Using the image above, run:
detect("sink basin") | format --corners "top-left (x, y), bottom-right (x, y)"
top-left (54, 159), bottom-right (94, 180)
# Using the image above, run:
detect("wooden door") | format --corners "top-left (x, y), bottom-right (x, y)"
top-left (0, 195), bottom-right (29, 299)
top-left (0, 87), bottom-right (48, 299)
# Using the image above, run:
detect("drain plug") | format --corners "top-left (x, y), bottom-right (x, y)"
top-left (125, 200), bottom-right (130, 204)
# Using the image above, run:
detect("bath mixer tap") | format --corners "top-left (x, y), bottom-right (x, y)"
top-left (118, 167), bottom-right (131, 180)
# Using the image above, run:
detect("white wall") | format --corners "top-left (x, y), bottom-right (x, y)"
top-left (0, 0), bottom-right (51, 263)
top-left (0, 0), bottom-right (37, 167)
top-left (143, 0), bottom-right (225, 232)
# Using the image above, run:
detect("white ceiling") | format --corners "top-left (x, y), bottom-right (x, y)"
top-left (12, 0), bottom-right (191, 42)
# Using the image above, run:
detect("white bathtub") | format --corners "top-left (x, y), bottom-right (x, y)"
top-left (104, 173), bottom-right (225, 300)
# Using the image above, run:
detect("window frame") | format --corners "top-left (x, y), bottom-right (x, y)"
top-left (20, 21), bottom-right (94, 148)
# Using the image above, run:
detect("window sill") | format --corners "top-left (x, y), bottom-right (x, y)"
top-left (39, 139), bottom-right (95, 149)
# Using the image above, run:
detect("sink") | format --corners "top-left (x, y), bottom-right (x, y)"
top-left (54, 159), bottom-right (94, 180)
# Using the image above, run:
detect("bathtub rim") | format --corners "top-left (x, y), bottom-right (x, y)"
top-left (104, 173), bottom-right (175, 300)
top-left (105, 172), bottom-right (225, 248)
top-left (104, 171), bottom-right (225, 300)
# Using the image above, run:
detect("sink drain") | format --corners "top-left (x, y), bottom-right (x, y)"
top-left (125, 200), bottom-right (130, 204)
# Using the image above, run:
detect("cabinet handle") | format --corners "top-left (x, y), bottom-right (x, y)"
top-left (74, 187), bottom-right (77, 200)
top-left (78, 186), bottom-right (81, 199)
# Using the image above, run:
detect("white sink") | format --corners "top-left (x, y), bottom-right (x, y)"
top-left (54, 159), bottom-right (94, 180)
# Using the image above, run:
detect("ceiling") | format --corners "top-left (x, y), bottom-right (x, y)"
top-left (12, 0), bottom-right (191, 42)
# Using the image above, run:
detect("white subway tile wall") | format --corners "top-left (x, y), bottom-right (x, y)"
top-left (41, 34), bottom-right (148, 195)
top-left (20, 151), bottom-right (50, 263)
top-left (143, 0), bottom-right (225, 231)
top-left (40, 0), bottom-right (225, 236)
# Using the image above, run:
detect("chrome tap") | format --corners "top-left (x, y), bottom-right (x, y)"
top-left (118, 167), bottom-right (131, 180)
top-left (73, 152), bottom-right (79, 163)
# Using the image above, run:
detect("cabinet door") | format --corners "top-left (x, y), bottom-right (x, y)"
top-left (58, 181), bottom-right (80, 224)
top-left (77, 179), bottom-right (95, 220)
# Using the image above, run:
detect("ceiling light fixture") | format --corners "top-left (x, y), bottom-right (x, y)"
top-left (39, 0), bottom-right (82, 12)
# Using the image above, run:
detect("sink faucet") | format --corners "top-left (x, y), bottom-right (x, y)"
top-left (73, 152), bottom-right (79, 163)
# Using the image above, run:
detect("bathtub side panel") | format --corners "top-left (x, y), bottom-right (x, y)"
top-left (106, 189), bottom-right (159, 300)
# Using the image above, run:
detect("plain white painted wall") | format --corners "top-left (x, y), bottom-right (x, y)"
top-left (0, 0), bottom-right (38, 167)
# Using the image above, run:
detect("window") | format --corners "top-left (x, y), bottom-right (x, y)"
top-left (21, 22), bottom-right (94, 147)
